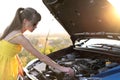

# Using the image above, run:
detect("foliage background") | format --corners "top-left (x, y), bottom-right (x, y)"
top-left (18, 34), bottom-right (72, 66)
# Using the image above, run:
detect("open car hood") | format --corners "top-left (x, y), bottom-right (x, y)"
top-left (42, 0), bottom-right (120, 39)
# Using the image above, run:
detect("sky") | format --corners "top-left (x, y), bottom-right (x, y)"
top-left (108, 0), bottom-right (120, 16)
top-left (0, 0), bottom-right (68, 35)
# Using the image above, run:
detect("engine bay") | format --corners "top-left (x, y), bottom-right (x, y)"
top-left (23, 52), bottom-right (119, 80)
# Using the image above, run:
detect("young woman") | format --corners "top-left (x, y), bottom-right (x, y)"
top-left (0, 7), bottom-right (74, 80)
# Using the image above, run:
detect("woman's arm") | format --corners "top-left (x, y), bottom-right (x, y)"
top-left (15, 34), bottom-right (74, 76)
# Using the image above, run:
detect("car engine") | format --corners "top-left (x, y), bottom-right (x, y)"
top-left (23, 52), bottom-right (119, 80)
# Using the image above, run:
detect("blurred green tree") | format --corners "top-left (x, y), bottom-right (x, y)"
top-left (18, 34), bottom-right (72, 66)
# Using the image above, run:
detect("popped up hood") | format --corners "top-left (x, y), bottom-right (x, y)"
top-left (42, 0), bottom-right (120, 40)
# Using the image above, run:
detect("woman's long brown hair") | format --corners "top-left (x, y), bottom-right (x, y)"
top-left (0, 7), bottom-right (41, 40)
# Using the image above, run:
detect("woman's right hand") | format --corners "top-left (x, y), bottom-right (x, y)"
top-left (61, 67), bottom-right (75, 77)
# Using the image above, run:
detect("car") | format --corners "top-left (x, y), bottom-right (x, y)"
top-left (23, 0), bottom-right (120, 80)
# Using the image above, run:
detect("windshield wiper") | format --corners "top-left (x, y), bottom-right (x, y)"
top-left (75, 38), bottom-right (90, 46)
top-left (88, 44), bottom-right (120, 51)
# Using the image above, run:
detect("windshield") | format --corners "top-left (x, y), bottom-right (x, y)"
top-left (74, 38), bottom-right (120, 52)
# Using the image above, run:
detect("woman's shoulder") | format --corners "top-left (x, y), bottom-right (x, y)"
top-left (4, 31), bottom-right (23, 40)
top-left (3, 31), bottom-right (25, 44)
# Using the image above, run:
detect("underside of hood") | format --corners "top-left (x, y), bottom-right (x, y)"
top-left (42, 0), bottom-right (120, 38)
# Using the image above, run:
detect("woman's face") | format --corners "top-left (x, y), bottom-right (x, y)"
top-left (24, 19), bottom-right (39, 32)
